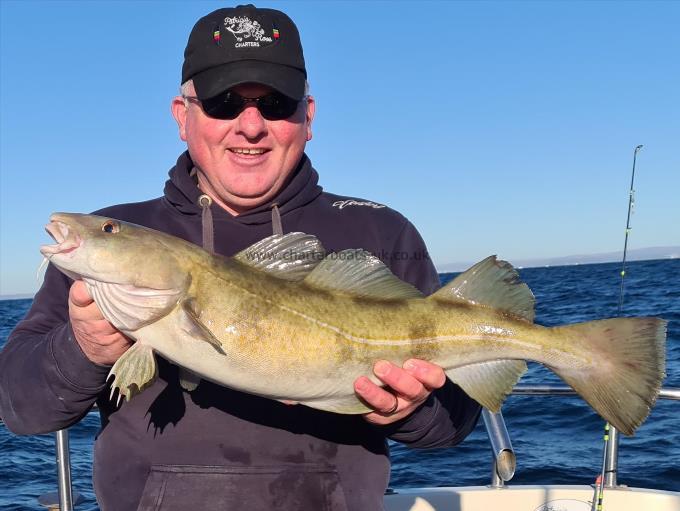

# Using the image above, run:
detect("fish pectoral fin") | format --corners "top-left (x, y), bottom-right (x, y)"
top-left (303, 249), bottom-right (424, 299)
top-left (180, 299), bottom-right (226, 355)
top-left (446, 360), bottom-right (527, 412)
top-left (430, 256), bottom-right (535, 322)
top-left (233, 232), bottom-right (326, 281)
top-left (178, 368), bottom-right (202, 392)
top-left (108, 343), bottom-right (157, 402)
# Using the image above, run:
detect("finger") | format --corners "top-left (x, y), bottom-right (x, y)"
top-left (354, 376), bottom-right (401, 414)
top-left (69, 299), bottom-right (108, 324)
top-left (69, 281), bottom-right (94, 307)
top-left (402, 359), bottom-right (447, 390)
top-left (373, 360), bottom-right (427, 402)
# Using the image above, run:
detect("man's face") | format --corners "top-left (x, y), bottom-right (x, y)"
top-left (172, 82), bottom-right (315, 215)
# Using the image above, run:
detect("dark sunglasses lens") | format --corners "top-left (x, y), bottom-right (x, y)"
top-left (257, 93), bottom-right (300, 120)
top-left (201, 92), bottom-right (244, 120)
top-left (199, 91), bottom-right (300, 120)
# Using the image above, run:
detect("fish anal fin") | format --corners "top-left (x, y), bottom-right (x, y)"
top-left (446, 360), bottom-right (527, 412)
top-left (108, 343), bottom-right (157, 402)
top-left (431, 256), bottom-right (535, 322)
top-left (303, 249), bottom-right (423, 300)
top-left (302, 394), bottom-right (373, 414)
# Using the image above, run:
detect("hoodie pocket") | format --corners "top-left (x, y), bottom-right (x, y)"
top-left (136, 463), bottom-right (349, 511)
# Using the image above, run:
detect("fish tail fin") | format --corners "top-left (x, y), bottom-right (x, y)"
top-left (551, 317), bottom-right (666, 436)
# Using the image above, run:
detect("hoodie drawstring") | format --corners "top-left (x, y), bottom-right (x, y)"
top-left (198, 195), bottom-right (282, 253)
top-left (271, 203), bottom-right (283, 235)
top-left (198, 194), bottom-right (214, 254)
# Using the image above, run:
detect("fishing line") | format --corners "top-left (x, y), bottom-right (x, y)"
top-left (592, 144), bottom-right (643, 511)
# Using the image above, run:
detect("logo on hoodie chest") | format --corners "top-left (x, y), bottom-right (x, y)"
top-left (332, 200), bottom-right (386, 210)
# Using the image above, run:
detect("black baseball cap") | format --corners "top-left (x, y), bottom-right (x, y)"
top-left (182, 4), bottom-right (307, 101)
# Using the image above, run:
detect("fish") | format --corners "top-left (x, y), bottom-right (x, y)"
top-left (40, 213), bottom-right (667, 436)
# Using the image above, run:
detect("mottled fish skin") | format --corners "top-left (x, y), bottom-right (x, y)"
top-left (41, 213), bottom-right (667, 435)
top-left (182, 268), bottom-right (535, 396)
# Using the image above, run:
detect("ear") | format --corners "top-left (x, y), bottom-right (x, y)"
top-left (171, 96), bottom-right (188, 142)
top-left (304, 95), bottom-right (315, 142)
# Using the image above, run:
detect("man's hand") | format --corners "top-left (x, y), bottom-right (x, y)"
top-left (69, 281), bottom-right (133, 365)
top-left (354, 359), bottom-right (447, 425)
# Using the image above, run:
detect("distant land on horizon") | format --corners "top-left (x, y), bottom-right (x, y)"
top-left (437, 246), bottom-right (680, 273)
top-left (1, 246), bottom-right (678, 301)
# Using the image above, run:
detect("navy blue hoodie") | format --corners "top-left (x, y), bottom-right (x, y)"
top-left (0, 153), bottom-right (480, 510)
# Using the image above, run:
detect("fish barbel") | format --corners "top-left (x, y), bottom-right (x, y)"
top-left (40, 213), bottom-right (667, 436)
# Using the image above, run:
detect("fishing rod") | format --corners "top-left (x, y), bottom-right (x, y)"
top-left (618, 144), bottom-right (644, 314)
top-left (592, 144), bottom-right (643, 511)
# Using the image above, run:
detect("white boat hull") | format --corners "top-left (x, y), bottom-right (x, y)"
top-left (384, 485), bottom-right (680, 511)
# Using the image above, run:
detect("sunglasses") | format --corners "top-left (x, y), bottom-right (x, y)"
top-left (183, 90), bottom-right (302, 121)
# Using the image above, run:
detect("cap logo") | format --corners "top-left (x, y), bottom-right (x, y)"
top-left (224, 16), bottom-right (273, 48)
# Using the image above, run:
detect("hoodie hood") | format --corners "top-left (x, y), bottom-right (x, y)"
top-left (163, 151), bottom-right (323, 225)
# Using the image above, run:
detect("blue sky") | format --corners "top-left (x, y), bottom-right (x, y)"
top-left (1, 1), bottom-right (679, 295)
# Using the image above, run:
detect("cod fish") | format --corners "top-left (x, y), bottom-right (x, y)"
top-left (40, 213), bottom-right (667, 436)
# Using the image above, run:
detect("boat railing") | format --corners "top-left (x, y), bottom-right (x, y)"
top-left (2, 385), bottom-right (679, 510)
top-left (481, 408), bottom-right (515, 488)
top-left (483, 386), bottom-right (680, 491)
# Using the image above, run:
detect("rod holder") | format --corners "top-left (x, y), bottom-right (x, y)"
top-left (482, 408), bottom-right (516, 485)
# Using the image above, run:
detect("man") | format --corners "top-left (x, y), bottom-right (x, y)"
top-left (0, 5), bottom-right (480, 510)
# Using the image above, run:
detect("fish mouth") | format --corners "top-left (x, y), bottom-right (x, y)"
top-left (41, 220), bottom-right (82, 258)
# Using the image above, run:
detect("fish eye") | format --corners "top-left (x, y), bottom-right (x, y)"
top-left (102, 221), bottom-right (120, 234)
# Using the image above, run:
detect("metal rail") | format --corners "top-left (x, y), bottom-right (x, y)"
top-left (477, 386), bottom-right (679, 490)
top-left (512, 385), bottom-right (680, 400)
top-left (2, 385), bottom-right (677, 507)
top-left (481, 409), bottom-right (515, 488)
top-left (55, 429), bottom-right (74, 511)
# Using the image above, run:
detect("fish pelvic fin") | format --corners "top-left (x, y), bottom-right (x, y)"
top-left (108, 343), bottom-right (157, 402)
top-left (178, 367), bottom-right (201, 392)
top-left (446, 360), bottom-right (528, 412)
top-left (430, 256), bottom-right (535, 322)
top-left (551, 317), bottom-right (666, 436)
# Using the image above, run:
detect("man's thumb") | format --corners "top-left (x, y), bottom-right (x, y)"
top-left (69, 280), bottom-right (94, 307)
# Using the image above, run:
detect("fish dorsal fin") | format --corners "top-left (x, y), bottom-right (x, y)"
top-left (431, 256), bottom-right (535, 322)
top-left (303, 249), bottom-right (424, 299)
top-left (233, 232), bottom-right (326, 282)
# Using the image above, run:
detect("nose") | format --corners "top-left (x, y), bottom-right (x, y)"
top-left (235, 102), bottom-right (267, 139)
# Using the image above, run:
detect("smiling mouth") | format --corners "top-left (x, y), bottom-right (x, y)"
top-left (41, 221), bottom-right (82, 257)
top-left (229, 148), bottom-right (269, 155)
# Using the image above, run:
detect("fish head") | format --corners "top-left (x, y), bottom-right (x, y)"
top-left (41, 213), bottom-right (192, 290)
top-left (41, 213), bottom-right (197, 333)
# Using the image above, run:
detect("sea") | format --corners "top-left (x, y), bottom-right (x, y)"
top-left (0, 258), bottom-right (678, 509)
